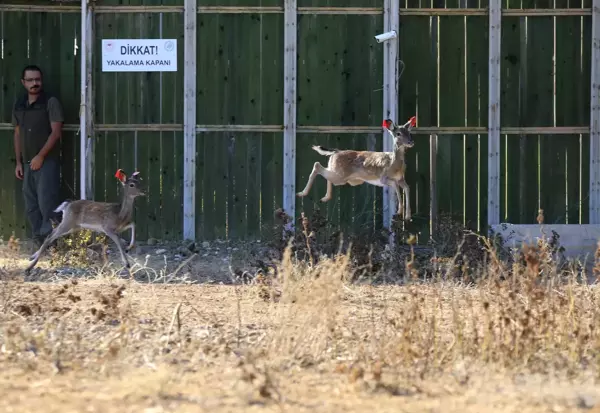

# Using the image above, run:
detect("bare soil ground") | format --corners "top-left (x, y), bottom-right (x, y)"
top-left (2, 234), bottom-right (600, 413)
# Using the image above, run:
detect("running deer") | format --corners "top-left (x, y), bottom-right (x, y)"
top-left (296, 116), bottom-right (416, 221)
top-left (24, 169), bottom-right (145, 274)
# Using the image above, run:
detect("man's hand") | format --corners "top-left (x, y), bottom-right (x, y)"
top-left (15, 162), bottom-right (23, 180)
top-left (30, 155), bottom-right (44, 171)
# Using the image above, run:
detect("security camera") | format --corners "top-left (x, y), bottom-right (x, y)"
top-left (374, 30), bottom-right (397, 43)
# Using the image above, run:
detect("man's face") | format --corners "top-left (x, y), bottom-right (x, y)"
top-left (21, 70), bottom-right (43, 95)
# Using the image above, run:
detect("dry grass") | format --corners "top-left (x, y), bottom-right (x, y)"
top-left (1, 218), bottom-right (600, 412)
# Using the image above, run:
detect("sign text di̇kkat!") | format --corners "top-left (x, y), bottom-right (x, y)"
top-left (101, 39), bottom-right (178, 72)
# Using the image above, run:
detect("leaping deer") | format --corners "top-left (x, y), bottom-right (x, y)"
top-left (296, 116), bottom-right (416, 221)
top-left (24, 169), bottom-right (145, 274)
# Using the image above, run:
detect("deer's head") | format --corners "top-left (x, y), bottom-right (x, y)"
top-left (382, 116), bottom-right (416, 148)
top-left (115, 169), bottom-right (146, 198)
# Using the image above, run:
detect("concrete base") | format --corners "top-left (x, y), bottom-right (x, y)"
top-left (490, 224), bottom-right (600, 264)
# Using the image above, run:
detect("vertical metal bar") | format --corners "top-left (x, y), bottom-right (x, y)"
top-left (183, 0), bottom-right (197, 240)
top-left (283, 0), bottom-right (297, 232)
top-left (590, 0), bottom-right (600, 223)
top-left (85, 2), bottom-right (94, 200)
top-left (518, 15), bottom-right (528, 223)
top-left (487, 0), bottom-right (501, 228)
top-left (80, 0), bottom-right (94, 199)
top-left (430, 13), bottom-right (438, 238)
top-left (382, 0), bottom-right (400, 231)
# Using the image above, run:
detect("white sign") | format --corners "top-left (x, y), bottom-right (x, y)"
top-left (101, 39), bottom-right (177, 72)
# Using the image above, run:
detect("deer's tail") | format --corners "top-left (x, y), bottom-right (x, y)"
top-left (312, 145), bottom-right (338, 156)
top-left (54, 201), bottom-right (70, 214)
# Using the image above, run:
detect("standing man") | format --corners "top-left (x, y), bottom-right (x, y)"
top-left (12, 65), bottom-right (64, 248)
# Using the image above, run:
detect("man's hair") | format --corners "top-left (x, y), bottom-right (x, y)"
top-left (21, 65), bottom-right (43, 80)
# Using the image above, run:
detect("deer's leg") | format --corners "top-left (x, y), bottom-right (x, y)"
top-left (318, 167), bottom-right (349, 202)
top-left (398, 179), bottom-right (411, 221)
top-left (321, 180), bottom-right (333, 202)
top-left (391, 182), bottom-right (404, 218)
top-left (125, 223), bottom-right (136, 252)
top-left (297, 162), bottom-right (345, 201)
top-left (297, 162), bottom-right (322, 198)
top-left (105, 231), bottom-right (131, 269)
top-left (25, 222), bottom-right (74, 272)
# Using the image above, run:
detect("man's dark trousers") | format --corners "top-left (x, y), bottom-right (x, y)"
top-left (23, 158), bottom-right (60, 244)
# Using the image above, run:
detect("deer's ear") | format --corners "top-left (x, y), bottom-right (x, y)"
top-left (403, 116), bottom-right (416, 130)
top-left (131, 171), bottom-right (141, 179)
top-left (382, 119), bottom-right (393, 130)
top-left (114, 169), bottom-right (127, 183)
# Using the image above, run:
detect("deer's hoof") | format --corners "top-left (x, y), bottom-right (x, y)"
top-left (296, 192), bottom-right (305, 198)
top-left (320, 197), bottom-right (330, 203)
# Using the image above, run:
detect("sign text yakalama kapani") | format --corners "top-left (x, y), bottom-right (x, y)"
top-left (101, 39), bottom-right (178, 72)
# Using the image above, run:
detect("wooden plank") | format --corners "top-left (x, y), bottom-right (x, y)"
top-left (0, 131), bottom-right (15, 237)
top-left (245, 133), bottom-right (261, 238)
top-left (214, 133), bottom-right (228, 239)
top-left (283, 0), bottom-right (297, 231)
top-left (196, 133), bottom-right (210, 239)
top-left (464, 6), bottom-right (487, 231)
top-left (437, 9), bottom-right (465, 227)
top-left (0, 4), bottom-right (594, 16)
top-left (299, 0), bottom-right (380, 7)
top-left (227, 134), bottom-right (250, 239)
top-left (555, 13), bottom-right (590, 224)
top-left (143, 131), bottom-right (163, 239)
top-left (582, 9), bottom-right (593, 224)
top-left (429, 8), bottom-right (439, 237)
top-left (2, 123), bottom-right (593, 134)
top-left (93, 132), bottom-right (107, 206)
top-left (172, 131), bottom-right (184, 239)
top-left (98, 0), bottom-right (184, 6)
top-left (382, 0), bottom-right (400, 232)
top-left (93, 11), bottom-right (112, 215)
top-left (591, 0), bottom-right (600, 224)
top-left (58, 13), bottom-right (81, 203)
top-left (183, 0), bottom-right (197, 240)
top-left (528, 16), bottom-right (557, 224)
top-left (399, 15), bottom-right (434, 243)
top-left (499, 15), bottom-right (519, 223)
top-left (164, 13), bottom-right (185, 124)
top-left (488, 0), bottom-right (501, 227)
top-left (197, 0), bottom-right (280, 8)
top-left (4, 11), bottom-right (30, 239)
top-left (145, 14), bottom-right (163, 239)
top-left (517, 9), bottom-right (534, 225)
top-left (260, 133), bottom-right (284, 239)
